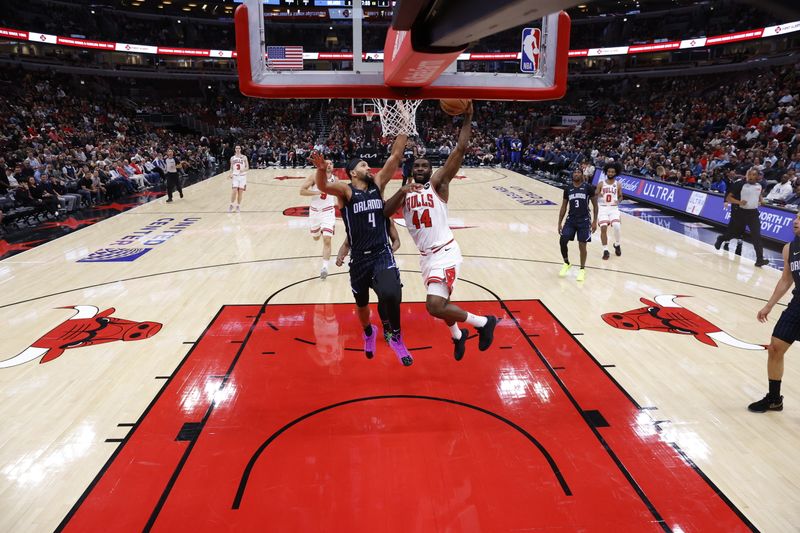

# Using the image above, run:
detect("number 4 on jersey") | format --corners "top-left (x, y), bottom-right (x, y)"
top-left (412, 209), bottom-right (432, 229)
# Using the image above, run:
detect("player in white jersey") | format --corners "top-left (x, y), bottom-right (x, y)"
top-left (228, 145), bottom-right (249, 212)
top-left (300, 159), bottom-right (337, 279)
top-left (384, 101), bottom-right (498, 361)
top-left (597, 162), bottom-right (624, 259)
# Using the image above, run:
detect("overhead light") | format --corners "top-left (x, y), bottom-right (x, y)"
top-left (577, 3), bottom-right (587, 7)
top-left (177, 19), bottom-right (182, 23)
top-left (329, 26), bottom-right (333, 30)
top-left (162, 0), bottom-right (172, 3)
top-left (182, 7), bottom-right (191, 11)
top-left (90, 9), bottom-right (95, 13)
top-left (187, 3), bottom-right (198, 6)
top-left (623, 17), bottom-right (627, 21)
top-left (202, 3), bottom-right (207, 9)
top-left (207, 85), bottom-right (211, 89)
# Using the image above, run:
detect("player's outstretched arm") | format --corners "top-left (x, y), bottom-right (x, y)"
top-left (311, 152), bottom-right (350, 200)
top-left (432, 101), bottom-right (474, 189)
top-left (384, 182), bottom-right (423, 217)
top-left (375, 134), bottom-right (408, 193)
top-left (299, 175), bottom-right (319, 196)
top-left (758, 244), bottom-right (793, 322)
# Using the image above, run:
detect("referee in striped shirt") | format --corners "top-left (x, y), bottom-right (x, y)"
top-left (715, 167), bottom-right (768, 267)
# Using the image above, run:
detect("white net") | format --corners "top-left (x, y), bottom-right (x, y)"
top-left (371, 99), bottom-right (422, 137)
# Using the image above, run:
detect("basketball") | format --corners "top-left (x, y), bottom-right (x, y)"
top-left (439, 99), bottom-right (471, 116)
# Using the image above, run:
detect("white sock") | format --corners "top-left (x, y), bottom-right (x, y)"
top-left (603, 245), bottom-right (609, 252)
top-left (612, 223), bottom-right (621, 244)
top-left (322, 259), bottom-right (329, 270)
top-left (449, 324), bottom-right (462, 339)
top-left (465, 313), bottom-right (488, 328)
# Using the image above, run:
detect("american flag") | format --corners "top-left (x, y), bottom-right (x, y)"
top-left (266, 46), bottom-right (304, 70)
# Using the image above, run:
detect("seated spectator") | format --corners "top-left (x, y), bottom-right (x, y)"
top-left (765, 173), bottom-right (794, 203)
top-left (710, 174), bottom-right (727, 195)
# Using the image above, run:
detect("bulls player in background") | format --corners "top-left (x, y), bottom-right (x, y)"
top-left (310, 135), bottom-right (414, 367)
top-left (300, 158), bottom-right (337, 279)
top-left (749, 213), bottom-right (800, 412)
top-left (228, 145), bottom-right (248, 212)
top-left (384, 101), bottom-right (498, 362)
top-left (558, 168), bottom-right (599, 282)
top-left (598, 162), bottom-right (623, 259)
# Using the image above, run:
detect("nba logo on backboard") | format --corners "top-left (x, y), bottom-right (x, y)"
top-left (520, 28), bottom-right (541, 73)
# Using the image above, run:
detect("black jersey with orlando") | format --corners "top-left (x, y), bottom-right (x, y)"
top-left (564, 182), bottom-right (595, 220)
top-left (790, 236), bottom-right (800, 299)
top-left (341, 182), bottom-right (391, 254)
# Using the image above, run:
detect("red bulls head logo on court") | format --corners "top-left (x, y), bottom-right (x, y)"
top-left (602, 295), bottom-right (764, 351)
top-left (0, 306), bottom-right (162, 368)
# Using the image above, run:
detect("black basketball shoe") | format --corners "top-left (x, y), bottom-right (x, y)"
top-left (714, 236), bottom-right (723, 250)
top-left (453, 329), bottom-right (469, 361)
top-left (723, 241), bottom-right (729, 251)
top-left (602, 250), bottom-right (610, 260)
top-left (614, 244), bottom-right (622, 256)
top-left (477, 316), bottom-right (498, 351)
top-left (748, 394), bottom-right (783, 413)
top-left (735, 242), bottom-right (743, 256)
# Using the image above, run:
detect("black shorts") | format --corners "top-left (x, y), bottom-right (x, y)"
top-left (561, 218), bottom-right (592, 243)
top-left (349, 246), bottom-right (398, 306)
top-left (772, 300), bottom-right (800, 344)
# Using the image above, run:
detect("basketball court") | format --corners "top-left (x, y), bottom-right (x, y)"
top-left (1, 0), bottom-right (799, 530)
top-left (0, 166), bottom-right (798, 532)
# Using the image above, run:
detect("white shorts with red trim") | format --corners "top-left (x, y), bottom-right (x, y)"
top-left (310, 207), bottom-right (335, 237)
top-left (421, 240), bottom-right (463, 297)
top-left (232, 174), bottom-right (247, 189)
top-left (598, 205), bottom-right (620, 226)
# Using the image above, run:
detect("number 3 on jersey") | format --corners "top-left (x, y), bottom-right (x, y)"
top-left (412, 209), bottom-right (432, 229)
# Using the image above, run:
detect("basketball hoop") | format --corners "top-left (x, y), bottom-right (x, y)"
top-left (371, 99), bottom-right (421, 137)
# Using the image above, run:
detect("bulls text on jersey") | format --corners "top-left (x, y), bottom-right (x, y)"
top-left (402, 184), bottom-right (454, 253)
top-left (599, 180), bottom-right (619, 207)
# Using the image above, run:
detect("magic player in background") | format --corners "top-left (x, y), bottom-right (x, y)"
top-left (558, 168), bottom-right (599, 282)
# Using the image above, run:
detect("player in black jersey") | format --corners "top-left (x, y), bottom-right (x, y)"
top-left (557, 168), bottom-right (598, 282)
top-left (311, 136), bottom-right (414, 366)
top-left (748, 213), bottom-right (800, 412)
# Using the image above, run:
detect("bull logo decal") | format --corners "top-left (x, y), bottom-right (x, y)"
top-left (602, 295), bottom-right (764, 351)
top-left (0, 306), bottom-right (162, 368)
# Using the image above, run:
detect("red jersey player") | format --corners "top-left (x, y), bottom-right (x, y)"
top-left (384, 101), bottom-right (498, 361)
